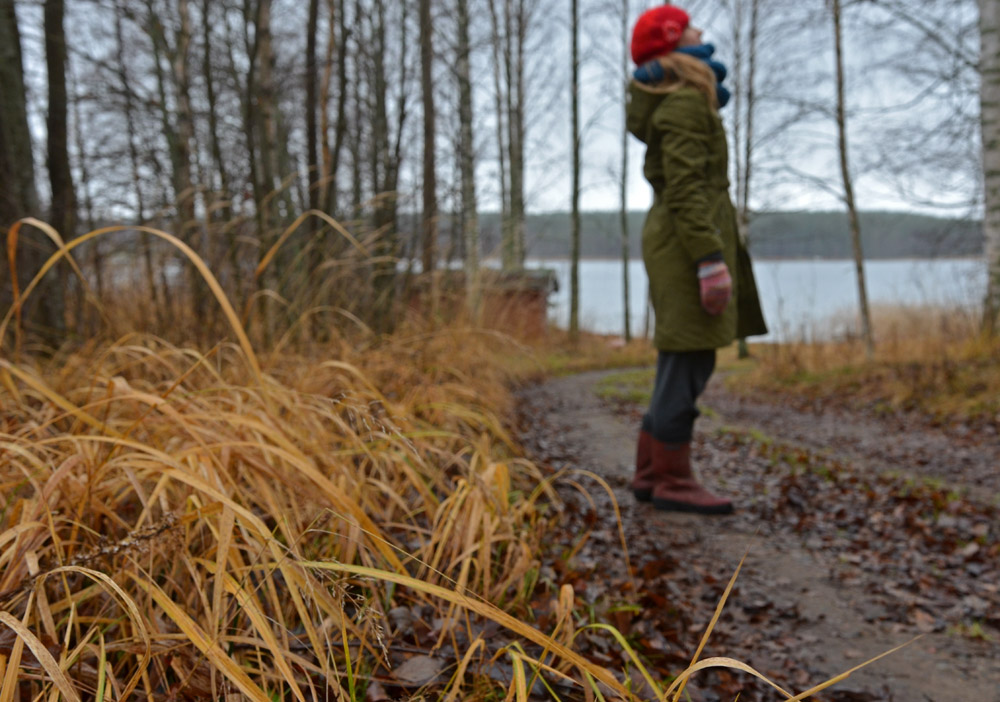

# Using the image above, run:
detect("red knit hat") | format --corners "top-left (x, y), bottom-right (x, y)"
top-left (630, 5), bottom-right (690, 65)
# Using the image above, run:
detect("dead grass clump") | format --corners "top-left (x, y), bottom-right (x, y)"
top-left (734, 305), bottom-right (1000, 425)
top-left (0, 325), bottom-right (577, 700)
top-left (515, 330), bottom-right (657, 378)
top-left (1, 217), bottom-right (903, 700)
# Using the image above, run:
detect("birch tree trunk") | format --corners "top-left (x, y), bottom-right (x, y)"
top-left (508, 0), bottom-right (526, 268)
top-left (306, 0), bottom-right (321, 220)
top-left (981, 0), bottom-right (1000, 332)
top-left (497, 0), bottom-right (526, 270)
top-left (619, 0), bottom-right (631, 342)
top-left (241, 0), bottom-right (277, 343)
top-left (172, 0), bottom-right (196, 230)
top-left (487, 0), bottom-right (510, 265)
top-left (1, 0), bottom-right (63, 343)
top-left (456, 0), bottom-right (480, 309)
top-left (321, 0), bottom-right (348, 219)
top-left (45, 0), bottom-right (75, 241)
top-left (569, 0), bottom-right (581, 341)
top-left (740, 0), bottom-right (760, 232)
top-left (349, 0), bottom-right (364, 215)
top-left (202, 0), bottom-right (230, 219)
top-left (0, 0), bottom-right (38, 227)
top-left (420, 0), bottom-right (438, 274)
top-left (44, 0), bottom-right (74, 334)
top-left (70, 74), bottom-right (101, 333)
top-left (731, 0), bottom-right (745, 216)
top-left (371, 0), bottom-right (397, 333)
top-left (147, 0), bottom-right (200, 328)
top-left (173, 0), bottom-right (205, 328)
top-left (240, 0), bottom-right (264, 232)
top-left (732, 0), bottom-right (761, 359)
top-left (833, 0), bottom-right (874, 358)
top-left (115, 4), bottom-right (161, 325)
top-left (257, 0), bottom-right (279, 220)
top-left (0, 0), bottom-right (29, 328)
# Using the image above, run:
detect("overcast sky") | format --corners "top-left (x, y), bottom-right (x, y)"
top-left (11, 0), bottom-right (983, 221)
top-left (516, 0), bottom-right (981, 217)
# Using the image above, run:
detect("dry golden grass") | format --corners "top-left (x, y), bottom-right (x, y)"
top-left (0, 327), bottom-right (568, 699)
top-left (511, 331), bottom-right (657, 379)
top-left (732, 304), bottom-right (1000, 424)
top-left (0, 218), bottom-right (909, 700)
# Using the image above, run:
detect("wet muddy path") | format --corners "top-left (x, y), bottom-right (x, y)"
top-left (517, 369), bottom-right (1000, 702)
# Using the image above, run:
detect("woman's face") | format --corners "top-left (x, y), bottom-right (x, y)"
top-left (678, 25), bottom-right (703, 47)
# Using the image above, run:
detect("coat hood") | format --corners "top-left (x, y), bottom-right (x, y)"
top-left (626, 81), bottom-right (669, 145)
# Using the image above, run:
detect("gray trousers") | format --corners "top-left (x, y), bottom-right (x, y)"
top-left (641, 350), bottom-right (717, 443)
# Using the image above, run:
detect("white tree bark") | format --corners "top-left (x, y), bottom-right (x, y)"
top-left (619, 0), bottom-right (631, 342)
top-left (456, 0), bottom-right (480, 309)
top-left (981, 0), bottom-right (1000, 330)
top-left (833, 0), bottom-right (875, 357)
top-left (569, 0), bottom-right (582, 340)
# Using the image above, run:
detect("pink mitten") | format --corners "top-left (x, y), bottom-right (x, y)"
top-left (697, 261), bottom-right (732, 316)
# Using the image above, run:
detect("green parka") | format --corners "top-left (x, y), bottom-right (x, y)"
top-left (626, 82), bottom-right (767, 351)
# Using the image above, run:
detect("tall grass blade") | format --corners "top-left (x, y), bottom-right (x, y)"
top-left (0, 611), bottom-right (80, 702)
top-left (0, 222), bottom-right (262, 383)
top-left (128, 574), bottom-right (272, 702)
top-left (577, 623), bottom-right (663, 699)
top-left (783, 637), bottom-right (921, 701)
top-left (221, 572), bottom-right (308, 702)
top-left (255, 210), bottom-right (371, 280)
top-left (443, 636), bottom-right (486, 702)
top-left (663, 657), bottom-right (794, 699)
top-left (672, 543), bottom-right (752, 702)
top-left (0, 361), bottom-right (124, 438)
top-left (301, 560), bottom-right (635, 700)
top-left (40, 566), bottom-right (152, 699)
top-left (95, 631), bottom-right (107, 702)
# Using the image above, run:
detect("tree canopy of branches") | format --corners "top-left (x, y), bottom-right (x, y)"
top-left (0, 0), bottom-right (993, 348)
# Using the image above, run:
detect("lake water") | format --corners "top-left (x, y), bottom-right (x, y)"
top-left (530, 258), bottom-right (988, 342)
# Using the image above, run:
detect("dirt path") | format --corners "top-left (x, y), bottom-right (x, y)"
top-left (700, 381), bottom-right (1000, 503)
top-left (517, 369), bottom-right (1000, 702)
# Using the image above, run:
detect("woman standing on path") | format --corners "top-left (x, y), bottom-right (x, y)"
top-left (626, 5), bottom-right (767, 515)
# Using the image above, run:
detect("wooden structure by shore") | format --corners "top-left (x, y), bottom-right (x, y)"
top-left (407, 268), bottom-right (558, 338)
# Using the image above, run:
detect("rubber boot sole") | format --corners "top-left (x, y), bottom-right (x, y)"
top-left (632, 488), bottom-right (653, 502)
top-left (652, 497), bottom-right (734, 515)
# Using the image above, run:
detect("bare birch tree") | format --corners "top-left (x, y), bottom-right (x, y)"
top-left (490, 0), bottom-right (529, 270)
top-left (981, 0), bottom-right (1000, 332)
top-left (0, 0), bottom-right (35, 231)
top-left (1, 0), bottom-right (64, 341)
top-left (619, 0), bottom-right (631, 342)
top-left (506, 0), bottom-right (527, 268)
top-left (323, 0), bottom-right (349, 218)
top-left (113, 4), bottom-right (163, 324)
top-left (306, 0), bottom-right (321, 218)
top-left (487, 0), bottom-right (510, 261)
top-left (201, 0), bottom-right (230, 222)
top-left (455, 0), bottom-right (480, 306)
top-left (420, 0), bottom-right (438, 274)
top-left (832, 0), bottom-right (873, 357)
top-left (45, 0), bottom-right (76, 241)
top-left (44, 0), bottom-right (74, 333)
top-left (569, 0), bottom-right (581, 340)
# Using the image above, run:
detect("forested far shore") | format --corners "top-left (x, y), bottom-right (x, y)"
top-left (428, 210), bottom-right (982, 261)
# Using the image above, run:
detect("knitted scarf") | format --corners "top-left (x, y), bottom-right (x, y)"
top-left (633, 43), bottom-right (731, 109)
top-left (677, 44), bottom-right (730, 108)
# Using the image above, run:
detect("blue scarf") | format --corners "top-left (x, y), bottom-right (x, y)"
top-left (633, 43), bottom-right (731, 109)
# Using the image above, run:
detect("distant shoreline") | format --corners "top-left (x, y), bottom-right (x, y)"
top-left (481, 255), bottom-right (986, 264)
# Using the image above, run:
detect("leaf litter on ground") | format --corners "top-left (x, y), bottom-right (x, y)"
top-left (516, 371), bottom-right (1000, 702)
